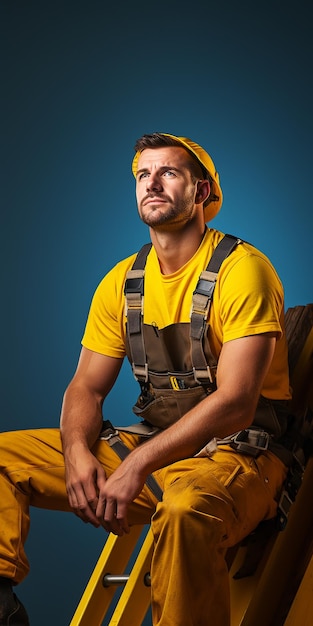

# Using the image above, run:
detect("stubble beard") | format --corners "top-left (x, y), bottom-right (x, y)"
top-left (139, 197), bottom-right (195, 229)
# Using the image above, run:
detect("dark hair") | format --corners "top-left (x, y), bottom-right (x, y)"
top-left (134, 133), bottom-right (208, 180)
top-left (134, 133), bottom-right (180, 152)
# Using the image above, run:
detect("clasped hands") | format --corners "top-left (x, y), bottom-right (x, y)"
top-left (65, 447), bottom-right (145, 536)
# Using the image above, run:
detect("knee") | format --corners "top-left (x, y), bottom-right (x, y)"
top-left (152, 473), bottom-right (241, 550)
top-left (154, 477), bottom-right (226, 534)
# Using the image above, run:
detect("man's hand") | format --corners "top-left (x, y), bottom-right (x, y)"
top-left (96, 453), bottom-right (147, 536)
top-left (65, 442), bottom-right (147, 535)
top-left (64, 444), bottom-right (107, 528)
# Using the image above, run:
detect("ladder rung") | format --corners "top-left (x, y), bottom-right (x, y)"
top-left (103, 574), bottom-right (129, 587)
top-left (102, 572), bottom-right (151, 587)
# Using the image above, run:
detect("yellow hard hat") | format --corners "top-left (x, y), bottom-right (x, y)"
top-left (132, 133), bottom-right (223, 222)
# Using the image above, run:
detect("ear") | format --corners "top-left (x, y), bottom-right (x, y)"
top-left (195, 180), bottom-right (210, 205)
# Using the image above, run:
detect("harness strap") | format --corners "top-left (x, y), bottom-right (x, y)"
top-left (191, 234), bottom-right (242, 384)
top-left (100, 420), bottom-right (163, 501)
top-left (132, 242), bottom-right (153, 269)
top-left (124, 244), bottom-right (152, 382)
top-left (124, 234), bottom-right (242, 387)
top-left (195, 427), bottom-right (271, 459)
top-left (207, 234), bottom-right (242, 273)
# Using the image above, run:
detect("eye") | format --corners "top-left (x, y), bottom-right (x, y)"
top-left (163, 169), bottom-right (176, 177)
top-left (138, 171), bottom-right (149, 180)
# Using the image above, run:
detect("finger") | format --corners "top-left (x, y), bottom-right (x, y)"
top-left (103, 499), bottom-right (130, 536)
top-left (103, 499), bottom-right (126, 536)
top-left (69, 483), bottom-right (101, 527)
top-left (94, 469), bottom-right (108, 520)
top-left (77, 469), bottom-right (107, 525)
top-left (76, 503), bottom-right (101, 528)
top-left (116, 501), bottom-right (130, 535)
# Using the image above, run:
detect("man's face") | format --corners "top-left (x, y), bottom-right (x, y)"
top-left (135, 146), bottom-right (202, 230)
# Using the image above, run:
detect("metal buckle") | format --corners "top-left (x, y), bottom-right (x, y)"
top-left (193, 365), bottom-right (214, 385)
top-left (277, 489), bottom-right (293, 530)
top-left (133, 362), bottom-right (149, 383)
top-left (232, 428), bottom-right (270, 456)
top-left (100, 428), bottom-right (119, 442)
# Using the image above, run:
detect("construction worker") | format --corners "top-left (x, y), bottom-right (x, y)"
top-left (0, 133), bottom-right (291, 625)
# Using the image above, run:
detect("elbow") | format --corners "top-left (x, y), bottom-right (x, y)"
top-left (216, 388), bottom-right (260, 434)
top-left (234, 394), bottom-right (261, 430)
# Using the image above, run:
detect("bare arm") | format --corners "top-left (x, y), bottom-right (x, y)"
top-left (60, 347), bottom-right (123, 526)
top-left (98, 333), bottom-right (277, 535)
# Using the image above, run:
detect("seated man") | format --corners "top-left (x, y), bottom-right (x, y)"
top-left (0, 133), bottom-right (291, 626)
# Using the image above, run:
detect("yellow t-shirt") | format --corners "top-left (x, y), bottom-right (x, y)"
top-left (82, 228), bottom-right (291, 400)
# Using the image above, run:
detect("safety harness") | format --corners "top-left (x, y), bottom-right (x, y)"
top-left (101, 234), bottom-right (304, 518)
top-left (101, 234), bottom-right (243, 501)
top-left (124, 234), bottom-right (241, 389)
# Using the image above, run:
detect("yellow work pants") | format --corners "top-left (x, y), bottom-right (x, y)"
top-left (0, 428), bottom-right (287, 626)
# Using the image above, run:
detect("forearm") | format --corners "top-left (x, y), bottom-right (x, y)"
top-left (125, 386), bottom-right (253, 478)
top-left (60, 381), bottom-right (103, 455)
top-left (126, 334), bottom-right (276, 478)
top-left (60, 350), bottom-right (123, 458)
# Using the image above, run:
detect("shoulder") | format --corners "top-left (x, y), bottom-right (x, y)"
top-left (96, 248), bottom-right (147, 292)
top-left (202, 230), bottom-right (281, 284)
top-left (220, 238), bottom-right (283, 290)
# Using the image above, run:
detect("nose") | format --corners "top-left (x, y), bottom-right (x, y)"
top-left (146, 172), bottom-right (162, 192)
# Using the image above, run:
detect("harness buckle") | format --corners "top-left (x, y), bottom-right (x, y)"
top-left (133, 363), bottom-right (149, 383)
top-left (195, 428), bottom-right (271, 460)
top-left (277, 489), bottom-right (293, 530)
top-left (276, 460), bottom-right (305, 529)
top-left (99, 420), bottom-right (120, 443)
top-left (193, 366), bottom-right (215, 384)
top-left (100, 427), bottom-right (119, 442)
top-left (124, 269), bottom-right (145, 295)
top-left (193, 270), bottom-right (218, 298)
top-left (232, 428), bottom-right (271, 456)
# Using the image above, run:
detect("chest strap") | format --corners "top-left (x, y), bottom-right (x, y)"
top-left (191, 234), bottom-right (241, 384)
top-left (124, 243), bottom-right (152, 382)
top-left (124, 235), bottom-right (242, 385)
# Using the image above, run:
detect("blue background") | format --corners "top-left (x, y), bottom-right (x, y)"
top-left (1, 1), bottom-right (312, 624)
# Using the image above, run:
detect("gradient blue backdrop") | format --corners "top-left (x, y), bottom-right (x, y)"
top-left (1, 1), bottom-right (312, 624)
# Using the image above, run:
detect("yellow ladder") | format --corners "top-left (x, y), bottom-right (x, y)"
top-left (70, 524), bottom-right (152, 626)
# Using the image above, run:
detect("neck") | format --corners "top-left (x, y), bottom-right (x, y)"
top-left (150, 222), bottom-right (207, 275)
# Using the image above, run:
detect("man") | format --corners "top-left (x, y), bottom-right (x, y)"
top-left (0, 133), bottom-right (291, 625)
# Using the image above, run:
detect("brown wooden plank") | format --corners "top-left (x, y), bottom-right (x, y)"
top-left (285, 304), bottom-right (313, 377)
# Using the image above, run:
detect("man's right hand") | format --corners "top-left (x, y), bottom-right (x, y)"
top-left (64, 443), bottom-right (107, 527)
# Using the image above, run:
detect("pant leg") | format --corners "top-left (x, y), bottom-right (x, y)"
top-left (0, 428), bottom-right (155, 584)
top-left (150, 447), bottom-right (287, 626)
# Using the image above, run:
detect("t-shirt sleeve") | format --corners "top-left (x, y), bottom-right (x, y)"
top-left (81, 265), bottom-right (127, 358)
top-left (217, 251), bottom-right (284, 343)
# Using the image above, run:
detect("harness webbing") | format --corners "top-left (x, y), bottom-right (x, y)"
top-left (100, 420), bottom-right (163, 501)
top-left (132, 242), bottom-right (153, 270)
top-left (191, 234), bottom-right (241, 383)
top-left (124, 234), bottom-right (242, 385)
top-left (124, 244), bottom-right (152, 382)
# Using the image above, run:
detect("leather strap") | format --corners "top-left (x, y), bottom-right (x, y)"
top-left (190, 234), bottom-right (242, 384)
top-left (100, 420), bottom-right (163, 502)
